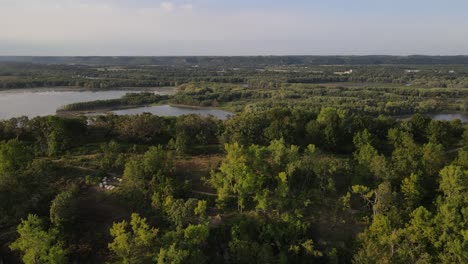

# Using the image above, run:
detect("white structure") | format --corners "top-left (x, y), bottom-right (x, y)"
top-left (334, 69), bottom-right (353, 75)
top-left (405, 69), bottom-right (420, 73)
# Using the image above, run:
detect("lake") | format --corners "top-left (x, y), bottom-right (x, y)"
top-left (429, 113), bottom-right (468, 122)
top-left (1, 88), bottom-right (463, 122)
top-left (397, 113), bottom-right (468, 123)
top-left (113, 105), bottom-right (233, 120)
top-left (0, 87), bottom-right (174, 120)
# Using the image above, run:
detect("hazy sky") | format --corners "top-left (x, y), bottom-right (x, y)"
top-left (1, 0), bottom-right (468, 55)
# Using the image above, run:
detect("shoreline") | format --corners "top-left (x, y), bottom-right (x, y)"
top-left (57, 103), bottom-right (234, 117)
top-left (0, 86), bottom-right (176, 95)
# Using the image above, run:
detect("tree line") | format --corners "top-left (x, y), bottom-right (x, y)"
top-left (0, 108), bottom-right (466, 263)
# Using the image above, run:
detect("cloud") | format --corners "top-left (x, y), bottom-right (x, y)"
top-left (0, 1), bottom-right (305, 42)
top-left (0, 0), bottom-right (467, 55)
top-left (181, 3), bottom-right (193, 11)
top-left (160, 2), bottom-right (175, 12)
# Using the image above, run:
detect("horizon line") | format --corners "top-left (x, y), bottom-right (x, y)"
top-left (1, 54), bottom-right (468, 57)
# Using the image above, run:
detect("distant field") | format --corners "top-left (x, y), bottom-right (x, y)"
top-left (0, 76), bottom-right (18, 81)
top-left (315, 82), bottom-right (404, 88)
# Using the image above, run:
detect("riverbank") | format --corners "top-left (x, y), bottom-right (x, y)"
top-left (57, 102), bottom-right (234, 120)
top-left (0, 86), bottom-right (176, 94)
top-left (395, 111), bottom-right (468, 122)
top-left (0, 88), bottom-right (174, 120)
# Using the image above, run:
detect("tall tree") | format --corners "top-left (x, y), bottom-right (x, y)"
top-left (108, 213), bottom-right (159, 264)
top-left (10, 214), bottom-right (67, 264)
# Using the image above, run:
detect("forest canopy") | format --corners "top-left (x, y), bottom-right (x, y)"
top-left (0, 60), bottom-right (467, 263)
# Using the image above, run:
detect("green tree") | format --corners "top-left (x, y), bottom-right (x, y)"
top-left (462, 128), bottom-right (468, 149)
top-left (427, 120), bottom-right (451, 147)
top-left (164, 197), bottom-right (207, 228)
top-left (388, 128), bottom-right (421, 181)
top-left (353, 214), bottom-right (397, 263)
top-left (42, 116), bottom-right (87, 156)
top-left (121, 145), bottom-right (173, 203)
top-left (49, 190), bottom-right (77, 229)
top-left (353, 130), bottom-right (388, 181)
top-left (316, 107), bottom-right (346, 151)
top-left (156, 222), bottom-right (209, 264)
top-left (421, 142), bottom-right (445, 177)
top-left (156, 244), bottom-right (189, 264)
top-left (108, 213), bottom-right (159, 264)
top-left (10, 214), bottom-right (67, 264)
top-left (0, 141), bottom-right (53, 225)
top-left (174, 115), bottom-right (220, 154)
top-left (100, 140), bottom-right (126, 171)
top-left (434, 165), bottom-right (467, 263)
top-left (116, 114), bottom-right (168, 143)
top-left (0, 138), bottom-right (33, 175)
top-left (395, 207), bottom-right (436, 263)
top-left (210, 143), bottom-right (268, 211)
top-left (401, 173), bottom-right (422, 211)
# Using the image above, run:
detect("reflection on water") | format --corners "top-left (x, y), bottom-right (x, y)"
top-left (430, 114), bottom-right (468, 122)
top-left (0, 88), bottom-right (174, 119)
top-left (113, 105), bottom-right (233, 120)
top-left (398, 113), bottom-right (468, 122)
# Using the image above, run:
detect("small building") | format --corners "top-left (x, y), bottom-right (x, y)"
top-left (334, 69), bottom-right (353, 75)
top-left (405, 69), bottom-right (420, 73)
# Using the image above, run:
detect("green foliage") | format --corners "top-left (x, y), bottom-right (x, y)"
top-left (462, 128), bottom-right (468, 149)
top-left (108, 213), bottom-right (159, 264)
top-left (156, 244), bottom-right (189, 264)
top-left (184, 224), bottom-right (209, 245)
top-left (401, 173), bottom-right (422, 210)
top-left (0, 139), bottom-right (33, 175)
top-left (49, 190), bottom-right (77, 229)
top-left (210, 139), bottom-right (306, 212)
top-left (227, 213), bottom-right (316, 263)
top-left (174, 115), bottom-right (221, 154)
top-left (427, 120), bottom-right (451, 147)
top-left (222, 112), bottom-right (269, 146)
top-left (116, 114), bottom-right (169, 143)
top-left (354, 164), bottom-right (467, 263)
top-left (156, 222), bottom-right (209, 264)
top-left (0, 141), bottom-right (55, 225)
top-left (39, 116), bottom-right (87, 156)
top-left (435, 165), bottom-right (467, 262)
top-left (163, 197), bottom-right (207, 228)
top-left (353, 130), bottom-right (388, 181)
top-left (421, 142), bottom-right (445, 177)
top-left (10, 214), bottom-right (67, 264)
top-left (100, 140), bottom-right (126, 171)
top-left (0, 69), bottom-right (466, 263)
top-left (317, 107), bottom-right (346, 151)
top-left (62, 93), bottom-right (168, 111)
top-left (388, 128), bottom-right (421, 181)
top-left (121, 145), bottom-right (173, 203)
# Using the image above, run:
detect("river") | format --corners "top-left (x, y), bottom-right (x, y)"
top-left (397, 113), bottom-right (468, 123)
top-left (0, 88), bottom-right (233, 120)
top-left (0, 88), bottom-right (464, 122)
top-left (112, 105), bottom-right (233, 120)
top-left (0, 87), bottom-right (174, 120)
top-left (429, 113), bottom-right (468, 122)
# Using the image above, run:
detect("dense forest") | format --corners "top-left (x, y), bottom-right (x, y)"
top-left (2, 59), bottom-right (468, 90)
top-left (0, 60), bottom-right (467, 263)
top-left (2, 55), bottom-right (468, 66)
top-left (1, 61), bottom-right (467, 117)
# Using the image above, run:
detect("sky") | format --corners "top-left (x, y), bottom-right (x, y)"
top-left (1, 0), bottom-right (468, 56)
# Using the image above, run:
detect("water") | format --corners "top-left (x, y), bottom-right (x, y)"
top-left (397, 113), bottom-right (468, 122)
top-left (430, 113), bottom-right (468, 122)
top-left (0, 88), bottom-right (174, 119)
top-left (113, 105), bottom-right (233, 120)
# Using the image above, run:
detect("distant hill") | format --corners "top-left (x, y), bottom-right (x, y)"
top-left (1, 55), bottom-right (468, 66)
